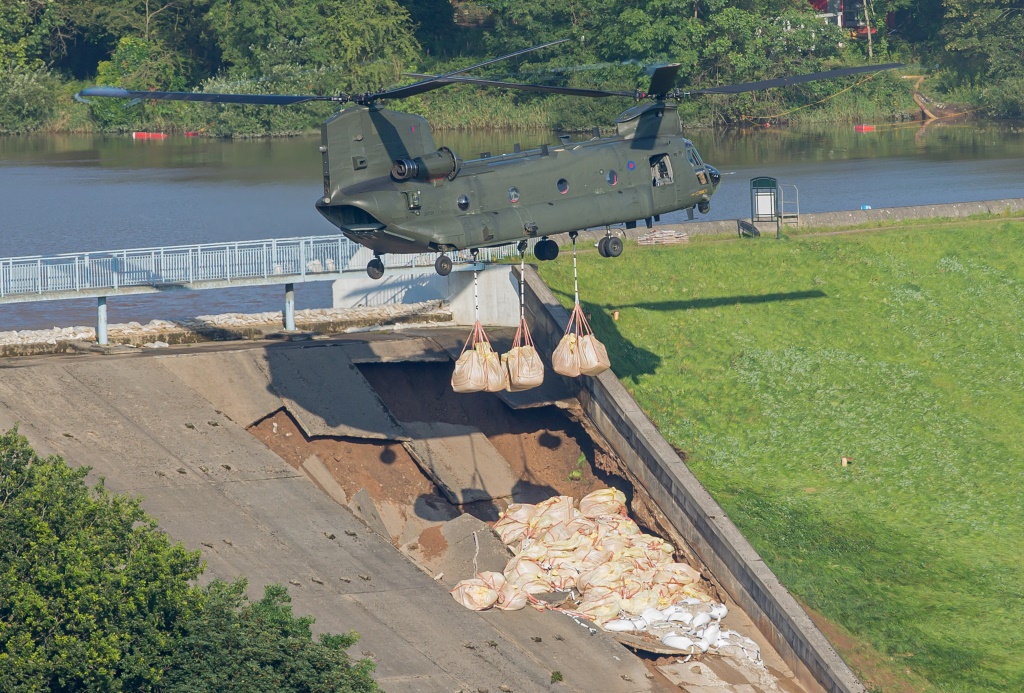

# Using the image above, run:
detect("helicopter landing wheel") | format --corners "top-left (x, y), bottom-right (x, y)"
top-left (435, 254), bottom-right (453, 277)
top-left (698, 199), bottom-right (711, 214)
top-left (366, 257), bottom-right (385, 280)
top-left (535, 238), bottom-right (559, 261)
top-left (598, 237), bottom-right (609, 257)
top-left (605, 236), bottom-right (623, 257)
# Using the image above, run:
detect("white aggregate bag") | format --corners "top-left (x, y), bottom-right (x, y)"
top-left (452, 321), bottom-right (507, 393)
top-left (501, 319), bottom-right (544, 388)
top-left (552, 304), bottom-right (610, 378)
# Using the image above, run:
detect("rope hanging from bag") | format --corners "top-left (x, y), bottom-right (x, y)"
top-left (519, 248), bottom-right (526, 323)
top-left (571, 232), bottom-right (580, 306)
top-left (472, 248), bottom-right (479, 324)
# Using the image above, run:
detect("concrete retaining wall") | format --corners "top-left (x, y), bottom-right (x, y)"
top-left (516, 265), bottom-right (864, 693)
top-left (334, 266), bottom-right (521, 327)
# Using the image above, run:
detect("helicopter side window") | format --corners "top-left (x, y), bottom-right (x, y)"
top-left (606, 170), bottom-right (618, 186)
top-left (557, 178), bottom-right (569, 194)
top-left (650, 154), bottom-right (673, 187)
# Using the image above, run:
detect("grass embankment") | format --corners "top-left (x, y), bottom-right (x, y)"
top-left (540, 220), bottom-right (1024, 692)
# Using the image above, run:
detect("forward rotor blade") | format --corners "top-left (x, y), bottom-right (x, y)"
top-left (684, 63), bottom-right (903, 95)
top-left (75, 86), bottom-right (341, 105)
top-left (402, 73), bottom-right (633, 98)
top-left (376, 38), bottom-right (571, 101)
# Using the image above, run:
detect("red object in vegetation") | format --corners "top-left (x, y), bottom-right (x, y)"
top-left (131, 132), bottom-right (168, 140)
top-left (184, 131), bottom-right (200, 137)
top-left (854, 124), bottom-right (876, 133)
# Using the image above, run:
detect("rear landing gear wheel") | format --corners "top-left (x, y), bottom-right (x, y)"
top-left (605, 236), bottom-right (623, 257)
top-left (698, 199), bottom-right (711, 214)
top-left (435, 254), bottom-right (452, 276)
top-left (598, 237), bottom-right (609, 257)
top-left (366, 258), bottom-right (385, 280)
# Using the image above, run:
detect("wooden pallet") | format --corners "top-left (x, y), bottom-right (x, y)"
top-left (637, 229), bottom-right (690, 246)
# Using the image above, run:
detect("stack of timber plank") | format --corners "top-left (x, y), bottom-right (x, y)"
top-left (637, 228), bottom-right (690, 246)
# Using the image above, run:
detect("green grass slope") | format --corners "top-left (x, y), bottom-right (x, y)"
top-left (539, 221), bottom-right (1024, 692)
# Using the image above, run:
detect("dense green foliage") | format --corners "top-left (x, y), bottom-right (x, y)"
top-left (540, 218), bottom-right (1024, 692)
top-left (0, 427), bottom-right (377, 692)
top-left (0, 0), bottom-right (1021, 134)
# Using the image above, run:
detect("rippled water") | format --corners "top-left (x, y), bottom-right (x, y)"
top-left (1, 122), bottom-right (1021, 330)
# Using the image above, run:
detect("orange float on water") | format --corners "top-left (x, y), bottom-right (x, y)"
top-left (854, 124), bottom-right (876, 133)
top-left (131, 132), bottom-right (168, 140)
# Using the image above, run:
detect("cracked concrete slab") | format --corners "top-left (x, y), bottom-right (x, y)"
top-left (402, 420), bottom-right (519, 505)
top-left (264, 344), bottom-right (407, 440)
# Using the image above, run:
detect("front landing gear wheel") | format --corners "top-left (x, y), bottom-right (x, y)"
top-left (435, 254), bottom-right (453, 276)
top-left (366, 258), bottom-right (385, 280)
top-left (598, 237), bottom-right (609, 257)
top-left (605, 236), bottom-right (623, 257)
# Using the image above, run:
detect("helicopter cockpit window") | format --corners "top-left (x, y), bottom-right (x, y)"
top-left (606, 170), bottom-right (618, 186)
top-left (650, 154), bottom-right (673, 187)
top-left (686, 148), bottom-right (699, 168)
top-left (557, 178), bottom-right (569, 194)
top-left (457, 194), bottom-right (470, 210)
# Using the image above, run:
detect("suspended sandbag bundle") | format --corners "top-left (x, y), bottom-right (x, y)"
top-left (452, 321), bottom-right (507, 393)
top-left (552, 234), bottom-right (611, 377)
top-left (452, 260), bottom-right (508, 393)
top-left (502, 250), bottom-right (544, 391)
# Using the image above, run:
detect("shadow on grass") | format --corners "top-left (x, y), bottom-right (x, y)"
top-left (611, 289), bottom-right (828, 312)
top-left (550, 289), bottom-right (827, 382)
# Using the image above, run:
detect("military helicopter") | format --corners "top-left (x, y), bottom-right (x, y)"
top-left (78, 40), bottom-right (899, 279)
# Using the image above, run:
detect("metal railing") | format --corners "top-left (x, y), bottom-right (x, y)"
top-left (0, 234), bottom-right (536, 300)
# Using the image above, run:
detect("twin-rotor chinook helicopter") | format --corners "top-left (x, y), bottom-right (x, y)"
top-left (79, 40), bottom-right (899, 279)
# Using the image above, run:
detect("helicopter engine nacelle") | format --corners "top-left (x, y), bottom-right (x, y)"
top-left (391, 146), bottom-right (461, 183)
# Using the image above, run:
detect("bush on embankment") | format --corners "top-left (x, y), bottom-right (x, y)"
top-left (539, 218), bottom-right (1024, 692)
top-left (0, 427), bottom-right (378, 692)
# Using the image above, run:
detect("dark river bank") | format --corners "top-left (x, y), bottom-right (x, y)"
top-left (2, 122), bottom-right (1022, 331)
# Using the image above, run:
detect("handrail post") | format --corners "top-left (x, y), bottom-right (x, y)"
top-left (97, 297), bottom-right (108, 345)
top-left (37, 258), bottom-right (42, 294)
top-left (300, 239), bottom-right (306, 278)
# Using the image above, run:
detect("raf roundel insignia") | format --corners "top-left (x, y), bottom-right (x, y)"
top-left (627, 160), bottom-right (636, 170)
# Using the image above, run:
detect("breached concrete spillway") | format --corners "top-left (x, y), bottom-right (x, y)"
top-left (0, 268), bottom-right (863, 692)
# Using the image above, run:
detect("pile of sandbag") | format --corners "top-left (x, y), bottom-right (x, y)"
top-left (450, 489), bottom-right (760, 660)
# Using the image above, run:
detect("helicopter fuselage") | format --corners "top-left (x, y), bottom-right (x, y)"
top-left (314, 102), bottom-right (720, 257)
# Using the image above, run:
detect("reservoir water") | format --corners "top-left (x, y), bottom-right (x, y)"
top-left (1, 122), bottom-right (1022, 330)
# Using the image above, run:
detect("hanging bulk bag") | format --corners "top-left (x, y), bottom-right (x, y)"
top-left (501, 252), bottom-right (545, 391)
top-left (452, 321), bottom-right (507, 393)
top-left (552, 233), bottom-right (611, 378)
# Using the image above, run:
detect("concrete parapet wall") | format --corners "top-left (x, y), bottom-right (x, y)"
top-left (334, 266), bottom-right (521, 327)
top-left (516, 265), bottom-right (864, 693)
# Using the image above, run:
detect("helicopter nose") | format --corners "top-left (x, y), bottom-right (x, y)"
top-left (707, 165), bottom-right (721, 188)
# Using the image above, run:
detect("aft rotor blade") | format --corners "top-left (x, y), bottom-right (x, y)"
top-left (685, 63), bottom-right (903, 95)
top-left (402, 73), bottom-right (633, 98)
top-left (646, 64), bottom-right (681, 97)
top-left (75, 86), bottom-right (341, 105)
top-left (376, 38), bottom-right (571, 101)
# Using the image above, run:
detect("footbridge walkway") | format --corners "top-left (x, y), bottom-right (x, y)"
top-left (0, 234), bottom-right (523, 342)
